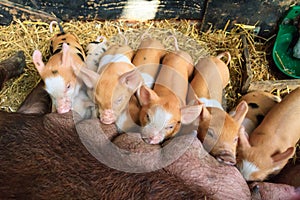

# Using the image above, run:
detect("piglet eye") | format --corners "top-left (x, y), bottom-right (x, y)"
top-left (114, 96), bottom-right (124, 105)
top-left (146, 113), bottom-right (150, 122)
top-left (233, 136), bottom-right (238, 144)
top-left (165, 124), bottom-right (174, 130)
top-left (66, 83), bottom-right (71, 89)
top-left (207, 128), bottom-right (215, 138)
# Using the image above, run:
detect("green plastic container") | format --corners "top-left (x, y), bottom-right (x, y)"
top-left (273, 5), bottom-right (300, 78)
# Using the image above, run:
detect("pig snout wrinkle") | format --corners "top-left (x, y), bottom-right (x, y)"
top-left (216, 151), bottom-right (236, 165)
top-left (100, 109), bottom-right (116, 124)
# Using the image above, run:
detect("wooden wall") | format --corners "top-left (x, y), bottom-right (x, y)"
top-left (0, 0), bottom-right (299, 37)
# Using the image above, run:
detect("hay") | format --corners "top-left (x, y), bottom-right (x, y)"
top-left (0, 19), bottom-right (275, 112)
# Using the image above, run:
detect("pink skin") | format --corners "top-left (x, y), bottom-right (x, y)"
top-left (56, 97), bottom-right (72, 114)
top-left (100, 109), bottom-right (116, 124)
top-left (142, 132), bottom-right (165, 145)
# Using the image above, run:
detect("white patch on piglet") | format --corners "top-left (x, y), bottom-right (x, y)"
top-left (98, 54), bottom-right (133, 73)
top-left (198, 97), bottom-right (224, 110)
top-left (142, 106), bottom-right (173, 144)
top-left (140, 72), bottom-right (155, 88)
top-left (44, 76), bottom-right (66, 96)
top-left (44, 75), bottom-right (79, 114)
top-left (72, 89), bottom-right (96, 119)
top-left (238, 160), bottom-right (259, 180)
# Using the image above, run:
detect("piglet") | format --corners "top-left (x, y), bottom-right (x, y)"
top-left (137, 35), bottom-right (201, 144)
top-left (188, 52), bottom-right (248, 165)
top-left (32, 21), bottom-right (86, 114)
top-left (116, 34), bottom-right (166, 133)
top-left (72, 43), bottom-right (143, 125)
top-left (237, 87), bottom-right (300, 181)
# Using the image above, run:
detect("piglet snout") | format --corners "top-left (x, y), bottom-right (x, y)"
top-left (100, 109), bottom-right (116, 124)
top-left (57, 107), bottom-right (71, 114)
top-left (215, 151), bottom-right (236, 165)
top-left (56, 98), bottom-right (72, 114)
top-left (142, 134), bottom-right (163, 145)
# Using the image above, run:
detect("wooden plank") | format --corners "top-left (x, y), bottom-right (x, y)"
top-left (248, 79), bottom-right (300, 92)
top-left (202, 0), bottom-right (293, 38)
top-left (0, 0), bottom-right (205, 25)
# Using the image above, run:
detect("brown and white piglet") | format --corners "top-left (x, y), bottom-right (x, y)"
top-left (72, 42), bottom-right (143, 125)
top-left (231, 91), bottom-right (281, 136)
top-left (137, 35), bottom-right (201, 144)
top-left (188, 52), bottom-right (248, 165)
top-left (32, 21), bottom-right (86, 114)
top-left (237, 87), bottom-right (300, 181)
top-left (116, 34), bottom-right (167, 133)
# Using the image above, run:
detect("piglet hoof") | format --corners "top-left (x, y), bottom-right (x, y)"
top-left (100, 109), bottom-right (116, 124)
top-left (215, 152), bottom-right (236, 165)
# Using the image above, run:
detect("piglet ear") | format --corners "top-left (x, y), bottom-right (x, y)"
top-left (119, 69), bottom-right (143, 91)
top-left (272, 147), bottom-right (295, 163)
top-left (74, 64), bottom-right (99, 89)
top-left (238, 126), bottom-right (251, 150)
top-left (32, 50), bottom-right (45, 76)
top-left (181, 104), bottom-right (203, 124)
top-left (232, 100), bottom-right (248, 125)
top-left (196, 99), bottom-right (211, 121)
top-left (136, 85), bottom-right (158, 106)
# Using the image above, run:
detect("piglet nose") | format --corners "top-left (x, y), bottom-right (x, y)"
top-left (100, 109), bottom-right (116, 124)
top-left (216, 151), bottom-right (236, 165)
top-left (57, 107), bottom-right (71, 114)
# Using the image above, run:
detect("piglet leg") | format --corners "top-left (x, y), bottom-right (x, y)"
top-left (0, 51), bottom-right (26, 90)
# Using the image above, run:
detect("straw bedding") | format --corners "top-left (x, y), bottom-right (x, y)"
top-left (0, 19), bottom-right (277, 112)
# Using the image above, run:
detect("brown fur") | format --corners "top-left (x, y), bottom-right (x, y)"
top-left (164, 134), bottom-right (251, 200)
top-left (102, 125), bottom-right (251, 199)
top-left (0, 111), bottom-right (207, 199)
top-left (249, 182), bottom-right (300, 200)
top-left (17, 81), bottom-right (51, 114)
